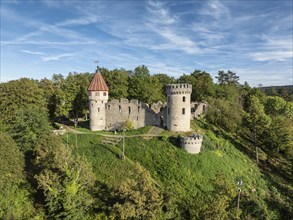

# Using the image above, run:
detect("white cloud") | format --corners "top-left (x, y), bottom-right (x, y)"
top-left (250, 36), bottom-right (293, 61)
top-left (57, 15), bottom-right (99, 27)
top-left (250, 51), bottom-right (292, 62)
top-left (145, 1), bottom-right (198, 54)
top-left (198, 0), bottom-right (230, 19)
top-left (41, 53), bottom-right (75, 61)
top-left (21, 50), bottom-right (45, 55)
top-left (147, 0), bottom-right (178, 25)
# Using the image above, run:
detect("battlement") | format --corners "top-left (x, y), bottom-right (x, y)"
top-left (182, 134), bottom-right (203, 143)
top-left (107, 98), bottom-right (149, 108)
top-left (166, 83), bottom-right (192, 95)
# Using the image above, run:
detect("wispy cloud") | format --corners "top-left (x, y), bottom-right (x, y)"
top-left (21, 50), bottom-right (45, 55)
top-left (145, 1), bottom-right (198, 54)
top-left (57, 15), bottom-right (99, 27)
top-left (41, 53), bottom-right (75, 62)
top-left (198, 0), bottom-right (230, 19)
top-left (250, 51), bottom-right (292, 62)
top-left (250, 36), bottom-right (293, 61)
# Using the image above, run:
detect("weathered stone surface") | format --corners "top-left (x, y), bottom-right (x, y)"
top-left (166, 84), bottom-right (192, 132)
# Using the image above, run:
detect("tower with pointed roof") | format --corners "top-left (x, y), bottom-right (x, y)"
top-left (88, 66), bottom-right (109, 131)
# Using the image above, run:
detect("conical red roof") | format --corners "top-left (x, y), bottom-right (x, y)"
top-left (88, 68), bottom-right (109, 91)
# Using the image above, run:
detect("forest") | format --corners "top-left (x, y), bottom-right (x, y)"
top-left (0, 65), bottom-right (292, 219)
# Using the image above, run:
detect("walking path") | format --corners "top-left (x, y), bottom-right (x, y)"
top-left (60, 124), bottom-right (165, 138)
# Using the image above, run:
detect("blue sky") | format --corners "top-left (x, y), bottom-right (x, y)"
top-left (1, 0), bottom-right (292, 86)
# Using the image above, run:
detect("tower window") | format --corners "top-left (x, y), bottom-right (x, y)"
top-left (98, 108), bottom-right (100, 112)
top-left (95, 92), bottom-right (99, 96)
top-left (137, 116), bottom-right (139, 121)
top-left (183, 96), bottom-right (186, 102)
top-left (128, 106), bottom-right (131, 115)
top-left (182, 108), bottom-right (185, 115)
top-left (103, 92), bottom-right (107, 96)
top-left (138, 106), bottom-right (140, 112)
top-left (108, 105), bottom-right (111, 110)
top-left (119, 105), bottom-right (121, 112)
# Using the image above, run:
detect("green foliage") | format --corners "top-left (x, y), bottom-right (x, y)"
top-left (153, 73), bottom-right (176, 101)
top-left (0, 131), bottom-right (25, 189)
top-left (122, 119), bottom-right (135, 130)
top-left (265, 96), bottom-right (287, 116)
top-left (112, 162), bottom-right (163, 219)
top-left (262, 117), bottom-right (291, 154)
top-left (101, 67), bottom-right (129, 99)
top-left (128, 65), bottom-right (164, 103)
top-left (179, 70), bottom-right (215, 101)
top-left (216, 70), bottom-right (239, 86)
top-left (0, 78), bottom-right (47, 124)
top-left (206, 98), bottom-right (242, 133)
top-left (71, 128), bottom-right (276, 219)
top-left (46, 72), bottom-right (92, 119)
top-left (8, 105), bottom-right (51, 152)
top-left (243, 95), bottom-right (271, 134)
top-left (34, 134), bottom-right (96, 219)
top-left (0, 132), bottom-right (39, 219)
top-left (190, 174), bottom-right (237, 219)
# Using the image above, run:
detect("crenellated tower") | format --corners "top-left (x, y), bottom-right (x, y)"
top-left (88, 66), bottom-right (108, 131)
top-left (166, 83), bottom-right (192, 132)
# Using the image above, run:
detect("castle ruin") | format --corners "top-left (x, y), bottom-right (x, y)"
top-left (88, 66), bottom-right (205, 153)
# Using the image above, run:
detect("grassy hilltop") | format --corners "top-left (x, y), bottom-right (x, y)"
top-left (66, 119), bottom-right (292, 219)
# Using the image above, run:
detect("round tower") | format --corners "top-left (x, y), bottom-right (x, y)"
top-left (88, 66), bottom-right (108, 131)
top-left (181, 134), bottom-right (203, 154)
top-left (166, 83), bottom-right (192, 132)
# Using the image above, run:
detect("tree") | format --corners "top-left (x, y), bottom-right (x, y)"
top-left (152, 73), bottom-right (176, 101)
top-left (265, 96), bottom-right (286, 116)
top-left (206, 98), bottom-right (242, 133)
top-left (0, 131), bottom-right (39, 219)
top-left (128, 65), bottom-right (164, 104)
top-left (262, 117), bottom-right (290, 155)
top-left (38, 78), bottom-right (56, 119)
top-left (215, 70), bottom-right (241, 101)
top-left (101, 68), bottom-right (129, 99)
top-left (6, 105), bottom-right (50, 152)
top-left (112, 163), bottom-right (163, 219)
top-left (216, 70), bottom-right (239, 86)
top-left (0, 78), bottom-right (47, 124)
top-left (243, 96), bottom-right (271, 162)
top-left (191, 175), bottom-right (236, 219)
top-left (51, 72), bottom-right (91, 119)
top-left (34, 134), bottom-right (96, 219)
top-left (190, 70), bottom-right (215, 101)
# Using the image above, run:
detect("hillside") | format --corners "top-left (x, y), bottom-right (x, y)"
top-left (66, 119), bottom-right (292, 219)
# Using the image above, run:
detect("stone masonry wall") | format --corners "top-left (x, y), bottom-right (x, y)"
top-left (105, 98), bottom-right (167, 130)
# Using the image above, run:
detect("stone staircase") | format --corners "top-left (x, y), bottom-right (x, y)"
top-left (102, 137), bottom-right (122, 145)
top-left (147, 126), bottom-right (164, 136)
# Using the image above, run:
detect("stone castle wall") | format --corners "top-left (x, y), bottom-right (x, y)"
top-left (105, 98), bottom-right (167, 130)
top-left (191, 102), bottom-right (208, 119)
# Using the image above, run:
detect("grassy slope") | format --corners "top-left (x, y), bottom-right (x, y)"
top-left (66, 120), bottom-right (292, 218)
